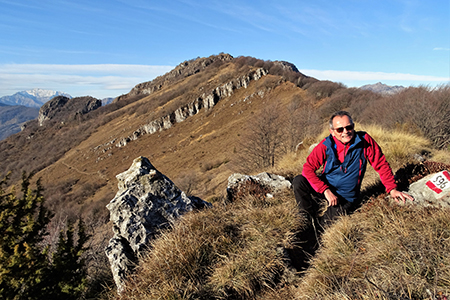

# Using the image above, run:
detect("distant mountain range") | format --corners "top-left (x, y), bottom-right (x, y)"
top-left (0, 89), bottom-right (118, 141)
top-left (359, 82), bottom-right (405, 95)
top-left (0, 88), bottom-right (72, 108)
top-left (0, 89), bottom-right (72, 140)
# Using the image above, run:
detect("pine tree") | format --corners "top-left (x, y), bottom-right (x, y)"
top-left (0, 173), bottom-right (90, 299)
top-left (0, 172), bottom-right (52, 299)
top-left (44, 218), bottom-right (90, 300)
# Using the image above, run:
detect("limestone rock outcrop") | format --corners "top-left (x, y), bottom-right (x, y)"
top-left (105, 156), bottom-right (211, 293)
top-left (38, 95), bottom-right (102, 126)
top-left (38, 96), bottom-right (70, 126)
top-left (114, 53), bottom-right (234, 102)
top-left (115, 67), bottom-right (267, 147)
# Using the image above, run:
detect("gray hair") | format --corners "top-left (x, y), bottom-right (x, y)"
top-left (329, 111), bottom-right (353, 129)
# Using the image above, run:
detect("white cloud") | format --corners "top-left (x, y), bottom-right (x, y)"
top-left (0, 64), bottom-right (174, 99)
top-left (299, 69), bottom-right (449, 87)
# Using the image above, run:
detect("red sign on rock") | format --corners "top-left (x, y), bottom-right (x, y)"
top-left (426, 171), bottom-right (450, 194)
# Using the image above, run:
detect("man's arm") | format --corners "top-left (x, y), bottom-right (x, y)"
top-left (302, 141), bottom-right (341, 206)
top-left (301, 141), bottom-right (329, 194)
top-left (364, 133), bottom-right (413, 202)
top-left (324, 188), bottom-right (339, 206)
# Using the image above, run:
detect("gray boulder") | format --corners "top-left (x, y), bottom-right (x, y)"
top-left (105, 156), bottom-right (210, 293)
top-left (227, 172), bottom-right (292, 201)
top-left (405, 170), bottom-right (450, 208)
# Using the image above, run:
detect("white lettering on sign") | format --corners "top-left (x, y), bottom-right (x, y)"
top-left (426, 171), bottom-right (450, 194)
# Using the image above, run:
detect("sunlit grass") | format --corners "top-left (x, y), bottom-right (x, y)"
top-left (297, 196), bottom-right (450, 299)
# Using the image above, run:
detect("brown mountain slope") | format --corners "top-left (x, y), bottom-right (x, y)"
top-left (0, 54), bottom-right (315, 220)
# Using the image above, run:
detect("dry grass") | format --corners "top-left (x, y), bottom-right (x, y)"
top-left (297, 196), bottom-right (450, 300)
top-left (356, 123), bottom-right (431, 167)
top-left (118, 188), bottom-right (304, 300)
top-left (430, 149), bottom-right (450, 165)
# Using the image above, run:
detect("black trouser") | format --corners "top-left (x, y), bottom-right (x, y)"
top-left (292, 175), bottom-right (358, 227)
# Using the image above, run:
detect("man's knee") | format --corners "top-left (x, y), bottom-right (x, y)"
top-left (293, 175), bottom-right (308, 190)
top-left (293, 175), bottom-right (313, 209)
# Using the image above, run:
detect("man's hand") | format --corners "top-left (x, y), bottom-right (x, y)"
top-left (324, 189), bottom-right (338, 206)
top-left (390, 189), bottom-right (414, 203)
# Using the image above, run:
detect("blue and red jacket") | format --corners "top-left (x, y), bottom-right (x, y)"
top-left (302, 131), bottom-right (397, 202)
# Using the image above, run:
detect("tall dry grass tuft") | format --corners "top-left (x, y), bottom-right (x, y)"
top-left (297, 196), bottom-right (450, 300)
top-left (118, 189), bottom-right (304, 300)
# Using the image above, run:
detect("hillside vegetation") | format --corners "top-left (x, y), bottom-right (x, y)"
top-left (0, 54), bottom-right (449, 299)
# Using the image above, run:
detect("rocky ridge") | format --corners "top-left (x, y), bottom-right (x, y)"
top-left (114, 67), bottom-right (268, 148)
top-left (38, 95), bottom-right (102, 126)
top-left (114, 53), bottom-right (235, 102)
top-left (359, 82), bottom-right (405, 95)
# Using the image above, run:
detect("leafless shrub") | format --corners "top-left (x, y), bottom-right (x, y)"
top-left (407, 85), bottom-right (450, 149)
top-left (238, 104), bottom-right (285, 172)
top-left (318, 88), bottom-right (373, 119)
top-left (283, 98), bottom-right (321, 153)
top-left (357, 85), bottom-right (450, 149)
top-left (174, 171), bottom-right (199, 196)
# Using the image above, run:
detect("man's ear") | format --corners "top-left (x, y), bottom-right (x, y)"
top-left (329, 128), bottom-right (334, 136)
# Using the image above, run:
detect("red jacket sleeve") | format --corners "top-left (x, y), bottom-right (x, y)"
top-left (302, 140), bottom-right (329, 193)
top-left (363, 133), bottom-right (397, 193)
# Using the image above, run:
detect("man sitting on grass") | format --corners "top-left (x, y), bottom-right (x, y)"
top-left (293, 110), bottom-right (414, 228)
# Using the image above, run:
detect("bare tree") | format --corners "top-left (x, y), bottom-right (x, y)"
top-left (239, 104), bottom-right (284, 171)
top-left (283, 97), bottom-right (321, 153)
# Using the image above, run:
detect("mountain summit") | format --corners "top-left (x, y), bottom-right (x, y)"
top-left (0, 88), bottom-right (72, 107)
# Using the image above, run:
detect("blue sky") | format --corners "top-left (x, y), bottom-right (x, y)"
top-left (0, 0), bottom-right (448, 99)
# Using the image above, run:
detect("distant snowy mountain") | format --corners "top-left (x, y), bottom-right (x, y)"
top-left (359, 82), bottom-right (405, 95)
top-left (0, 88), bottom-right (72, 107)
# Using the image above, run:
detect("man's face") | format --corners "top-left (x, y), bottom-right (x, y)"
top-left (329, 115), bottom-right (354, 144)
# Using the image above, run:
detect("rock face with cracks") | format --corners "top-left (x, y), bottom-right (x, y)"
top-left (105, 156), bottom-right (210, 293)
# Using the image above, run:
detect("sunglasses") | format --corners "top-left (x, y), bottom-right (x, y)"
top-left (333, 124), bottom-right (354, 133)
